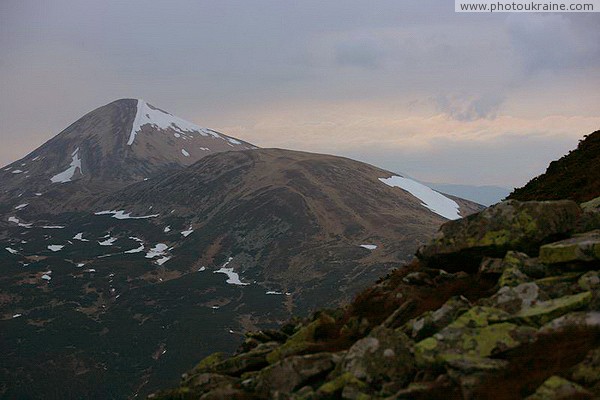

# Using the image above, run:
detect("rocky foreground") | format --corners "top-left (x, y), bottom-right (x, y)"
top-left (151, 198), bottom-right (600, 400)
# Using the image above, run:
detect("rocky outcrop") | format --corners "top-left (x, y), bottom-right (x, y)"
top-left (151, 197), bottom-right (600, 399)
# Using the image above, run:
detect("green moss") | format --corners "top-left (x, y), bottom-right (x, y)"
top-left (525, 376), bottom-right (590, 399)
top-left (513, 291), bottom-right (592, 326)
top-left (317, 372), bottom-right (367, 395)
top-left (266, 313), bottom-right (335, 363)
top-left (191, 352), bottom-right (226, 373)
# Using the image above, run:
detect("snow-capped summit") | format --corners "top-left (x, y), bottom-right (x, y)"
top-left (0, 98), bottom-right (256, 212)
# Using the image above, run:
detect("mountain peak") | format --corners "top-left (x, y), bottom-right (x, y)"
top-left (0, 99), bottom-right (256, 211)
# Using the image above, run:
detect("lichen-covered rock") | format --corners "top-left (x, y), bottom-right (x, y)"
top-left (571, 347), bottom-right (600, 386)
top-left (315, 372), bottom-right (368, 398)
top-left (525, 376), bottom-right (593, 399)
top-left (539, 311), bottom-right (600, 334)
top-left (340, 326), bottom-right (415, 387)
top-left (539, 230), bottom-right (600, 265)
top-left (414, 307), bottom-right (536, 367)
top-left (446, 357), bottom-right (510, 400)
top-left (255, 352), bottom-right (339, 397)
top-left (402, 296), bottom-right (471, 341)
top-left (479, 257), bottom-right (504, 275)
top-left (266, 313), bottom-right (336, 363)
top-left (578, 271), bottom-right (600, 291)
top-left (187, 342), bottom-right (278, 380)
top-left (487, 282), bottom-right (545, 314)
top-left (511, 291), bottom-right (592, 326)
top-left (417, 200), bottom-right (582, 271)
top-left (581, 196), bottom-right (600, 213)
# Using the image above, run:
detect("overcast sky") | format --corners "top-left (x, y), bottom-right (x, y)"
top-left (1, 1), bottom-right (599, 188)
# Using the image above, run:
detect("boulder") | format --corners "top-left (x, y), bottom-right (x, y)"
top-left (340, 326), bottom-right (415, 387)
top-left (403, 296), bottom-right (471, 341)
top-left (538, 311), bottom-right (600, 334)
top-left (255, 352), bottom-right (339, 396)
top-left (487, 282), bottom-right (545, 314)
top-left (571, 347), bottom-right (600, 386)
top-left (539, 230), bottom-right (600, 265)
top-left (266, 313), bottom-right (336, 363)
top-left (417, 200), bottom-right (582, 271)
top-left (414, 306), bottom-right (536, 367)
top-left (525, 376), bottom-right (593, 400)
top-left (578, 271), bottom-right (600, 291)
top-left (511, 291), bottom-right (592, 326)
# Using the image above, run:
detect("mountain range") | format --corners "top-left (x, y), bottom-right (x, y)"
top-left (0, 99), bottom-right (482, 399)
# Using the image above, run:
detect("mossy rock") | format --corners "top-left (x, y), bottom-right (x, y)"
top-left (266, 313), bottom-right (336, 364)
top-left (316, 371), bottom-right (367, 396)
top-left (414, 306), bottom-right (535, 367)
top-left (578, 271), bottom-right (600, 291)
top-left (417, 200), bottom-right (582, 271)
top-left (511, 291), bottom-right (592, 326)
top-left (340, 326), bottom-right (415, 386)
top-left (539, 230), bottom-right (600, 265)
top-left (572, 347), bottom-right (600, 386)
top-left (525, 376), bottom-right (593, 399)
top-left (402, 296), bottom-right (471, 341)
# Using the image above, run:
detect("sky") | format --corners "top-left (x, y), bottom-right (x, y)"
top-left (1, 0), bottom-right (599, 188)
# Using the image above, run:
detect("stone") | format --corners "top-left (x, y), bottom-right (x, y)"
top-left (479, 257), bottom-right (504, 275)
top-left (571, 347), bottom-right (600, 386)
top-left (402, 296), bottom-right (471, 341)
top-left (525, 376), bottom-right (593, 399)
top-left (581, 196), bottom-right (600, 213)
top-left (191, 342), bottom-right (278, 378)
top-left (579, 271), bottom-right (600, 291)
top-left (488, 282), bottom-right (544, 314)
top-left (511, 291), bottom-right (593, 326)
top-left (266, 313), bottom-right (336, 363)
top-left (539, 311), bottom-right (600, 334)
top-left (414, 307), bottom-right (536, 367)
top-left (539, 230), bottom-right (600, 265)
top-left (316, 372), bottom-right (368, 398)
top-left (255, 352), bottom-right (338, 396)
top-left (340, 326), bottom-right (415, 386)
top-left (417, 200), bottom-right (582, 271)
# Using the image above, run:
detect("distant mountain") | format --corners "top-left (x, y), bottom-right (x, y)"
top-left (423, 182), bottom-right (511, 206)
top-left (0, 98), bottom-right (255, 213)
top-left (509, 130), bottom-right (600, 203)
top-left (0, 101), bottom-right (483, 399)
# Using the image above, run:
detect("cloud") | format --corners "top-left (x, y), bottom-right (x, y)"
top-left (506, 14), bottom-right (600, 74)
top-left (334, 39), bottom-right (383, 69)
top-left (434, 93), bottom-right (505, 121)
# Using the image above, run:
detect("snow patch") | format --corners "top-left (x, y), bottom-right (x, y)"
top-left (360, 244), bottom-right (378, 250)
top-left (47, 245), bottom-right (64, 252)
top-left (163, 226), bottom-right (171, 233)
top-left (213, 257), bottom-right (249, 286)
top-left (12, 314), bottom-right (22, 318)
top-left (266, 291), bottom-right (283, 295)
top-left (15, 203), bottom-right (29, 210)
top-left (379, 176), bottom-right (461, 220)
top-left (125, 237), bottom-right (145, 254)
top-left (8, 216), bottom-right (32, 228)
top-left (5, 247), bottom-right (18, 255)
top-left (98, 238), bottom-right (117, 246)
top-left (12, 170), bottom-right (23, 174)
top-left (42, 225), bottom-right (65, 229)
top-left (181, 226), bottom-right (194, 237)
top-left (51, 148), bottom-right (83, 184)
top-left (94, 210), bottom-right (159, 220)
top-left (156, 256), bottom-right (171, 266)
top-left (129, 100), bottom-right (209, 145)
top-left (145, 243), bottom-right (168, 259)
top-left (181, 149), bottom-right (190, 157)
top-left (73, 233), bottom-right (89, 241)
